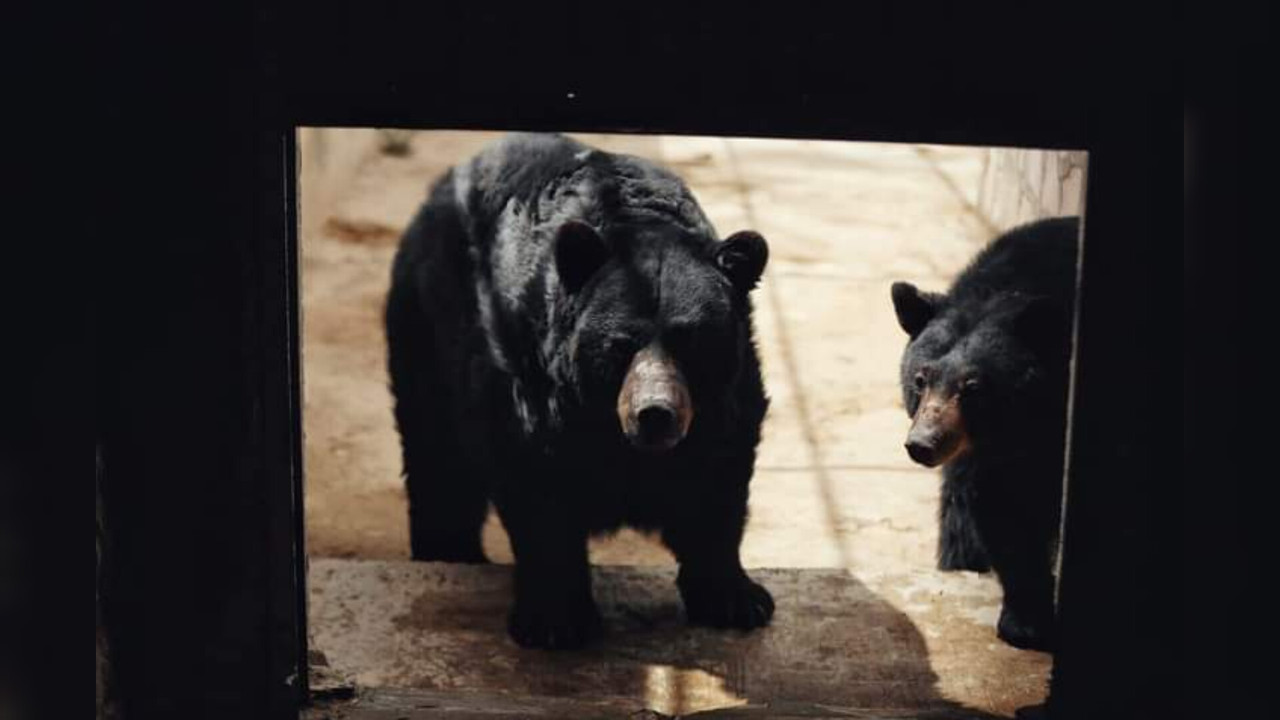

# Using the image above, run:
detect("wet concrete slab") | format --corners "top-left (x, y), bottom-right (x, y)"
top-left (303, 687), bottom-right (1011, 720)
top-left (308, 559), bottom-right (1049, 718)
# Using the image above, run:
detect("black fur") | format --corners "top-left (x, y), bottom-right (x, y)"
top-left (892, 216), bottom-right (1080, 651)
top-left (937, 474), bottom-right (991, 572)
top-left (386, 133), bottom-right (773, 649)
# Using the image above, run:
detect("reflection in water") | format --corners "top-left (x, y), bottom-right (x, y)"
top-left (643, 663), bottom-right (745, 716)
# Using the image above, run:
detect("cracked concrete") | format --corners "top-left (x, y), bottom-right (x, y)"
top-left (299, 131), bottom-right (1058, 718)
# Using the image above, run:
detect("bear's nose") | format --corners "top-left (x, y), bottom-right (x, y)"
top-left (637, 405), bottom-right (678, 444)
top-left (904, 438), bottom-right (937, 466)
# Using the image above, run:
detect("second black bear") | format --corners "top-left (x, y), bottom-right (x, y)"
top-left (891, 216), bottom-right (1080, 651)
top-left (386, 133), bottom-right (774, 649)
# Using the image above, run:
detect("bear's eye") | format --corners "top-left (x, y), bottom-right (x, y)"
top-left (602, 334), bottom-right (640, 357)
top-left (664, 324), bottom-right (700, 353)
top-left (960, 378), bottom-right (980, 395)
top-left (912, 371), bottom-right (928, 392)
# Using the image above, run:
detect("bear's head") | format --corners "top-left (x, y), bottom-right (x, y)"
top-left (553, 220), bottom-right (768, 453)
top-left (890, 281), bottom-right (1063, 467)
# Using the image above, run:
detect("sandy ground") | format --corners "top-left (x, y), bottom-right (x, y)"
top-left (300, 131), bottom-right (1050, 715)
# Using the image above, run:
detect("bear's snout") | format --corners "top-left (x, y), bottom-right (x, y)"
top-left (618, 343), bottom-right (693, 452)
top-left (637, 404), bottom-right (679, 444)
top-left (904, 436), bottom-right (940, 466)
top-left (905, 388), bottom-right (970, 468)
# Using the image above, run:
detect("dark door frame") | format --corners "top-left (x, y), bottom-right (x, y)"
top-left (96, 4), bottom-right (1178, 718)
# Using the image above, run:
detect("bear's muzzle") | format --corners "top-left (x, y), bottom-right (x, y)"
top-left (905, 386), bottom-right (971, 467)
top-left (617, 342), bottom-right (693, 452)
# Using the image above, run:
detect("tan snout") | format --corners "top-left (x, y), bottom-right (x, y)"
top-left (617, 343), bottom-right (693, 452)
top-left (904, 387), bottom-right (971, 467)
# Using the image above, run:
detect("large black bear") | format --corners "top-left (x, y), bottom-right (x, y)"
top-left (386, 133), bottom-right (774, 649)
top-left (890, 216), bottom-right (1079, 651)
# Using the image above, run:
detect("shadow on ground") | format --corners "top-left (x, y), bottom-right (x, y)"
top-left (308, 559), bottom-right (1017, 718)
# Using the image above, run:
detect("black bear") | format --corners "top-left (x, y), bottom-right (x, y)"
top-left (386, 133), bottom-right (774, 649)
top-left (890, 216), bottom-right (1080, 651)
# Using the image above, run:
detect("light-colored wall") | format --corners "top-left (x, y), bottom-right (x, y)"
top-left (297, 130), bottom-right (1087, 240)
top-left (297, 128), bottom-right (385, 244)
top-left (976, 148), bottom-right (1088, 231)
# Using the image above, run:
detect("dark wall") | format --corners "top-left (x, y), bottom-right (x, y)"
top-left (95, 3), bottom-right (297, 718)
top-left (1183, 4), bottom-right (1260, 717)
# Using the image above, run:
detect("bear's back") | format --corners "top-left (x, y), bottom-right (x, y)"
top-left (450, 134), bottom-right (718, 308)
top-left (456, 134), bottom-right (715, 247)
top-left (949, 216), bottom-right (1080, 308)
top-left (458, 134), bottom-right (593, 222)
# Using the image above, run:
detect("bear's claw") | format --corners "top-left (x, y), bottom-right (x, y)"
top-left (680, 574), bottom-right (775, 630)
top-left (507, 598), bottom-right (603, 650)
top-left (996, 603), bottom-right (1055, 652)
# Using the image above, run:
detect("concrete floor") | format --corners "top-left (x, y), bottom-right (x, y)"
top-left (300, 131), bottom-right (1051, 718)
top-left (307, 560), bottom-right (1044, 718)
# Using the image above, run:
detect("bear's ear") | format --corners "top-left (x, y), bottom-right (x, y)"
top-left (555, 220), bottom-right (610, 295)
top-left (715, 230), bottom-right (769, 291)
top-left (891, 282), bottom-right (944, 337)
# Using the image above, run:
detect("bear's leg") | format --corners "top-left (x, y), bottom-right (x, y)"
top-left (495, 489), bottom-right (600, 650)
top-left (937, 465), bottom-right (992, 572)
top-left (991, 549), bottom-right (1056, 652)
top-left (663, 482), bottom-right (774, 630)
top-left (976, 481), bottom-right (1058, 651)
top-left (386, 280), bottom-right (488, 563)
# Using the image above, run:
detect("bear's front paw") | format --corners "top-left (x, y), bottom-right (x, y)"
top-left (507, 596), bottom-right (603, 650)
top-left (997, 603), bottom-right (1055, 652)
top-left (679, 572), bottom-right (775, 630)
